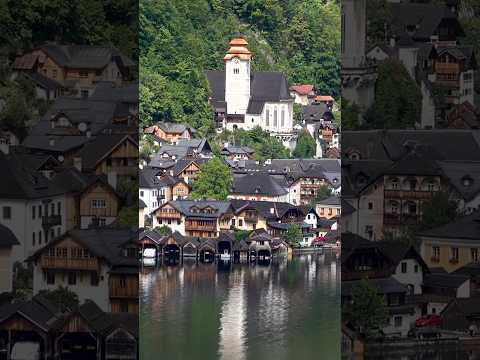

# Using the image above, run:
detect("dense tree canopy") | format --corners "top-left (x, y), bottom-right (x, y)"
top-left (190, 157), bottom-right (233, 200)
top-left (363, 60), bottom-right (421, 129)
top-left (140, 0), bottom-right (340, 132)
top-left (0, 0), bottom-right (138, 59)
top-left (292, 130), bottom-right (316, 158)
top-left (344, 279), bottom-right (389, 338)
top-left (216, 127), bottom-right (290, 161)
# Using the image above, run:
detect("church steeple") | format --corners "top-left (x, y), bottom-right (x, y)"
top-left (224, 38), bottom-right (252, 61)
top-left (224, 37), bottom-right (251, 115)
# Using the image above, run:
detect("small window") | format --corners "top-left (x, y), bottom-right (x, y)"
top-left (414, 265), bottom-right (419, 273)
top-left (32, 233), bottom-right (36, 247)
top-left (46, 271), bottom-right (55, 285)
top-left (79, 71), bottom-right (89, 78)
top-left (68, 272), bottom-right (77, 285)
top-left (2, 206), bottom-right (11, 219)
top-left (368, 202), bottom-right (373, 210)
top-left (32, 206), bottom-right (36, 219)
top-left (401, 262), bottom-right (407, 273)
top-left (91, 272), bottom-right (99, 286)
top-left (239, 219), bottom-right (243, 227)
top-left (394, 316), bottom-right (403, 327)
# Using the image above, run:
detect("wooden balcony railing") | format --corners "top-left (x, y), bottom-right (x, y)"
top-left (157, 210), bottom-right (181, 219)
top-left (109, 283), bottom-right (139, 299)
top-left (384, 190), bottom-right (434, 199)
top-left (40, 256), bottom-right (99, 270)
top-left (384, 213), bottom-right (419, 225)
top-left (185, 222), bottom-right (216, 231)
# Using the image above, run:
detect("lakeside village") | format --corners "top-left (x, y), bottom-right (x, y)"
top-left (0, 44), bottom-right (139, 359)
top-left (138, 37), bottom-right (341, 266)
top-left (342, 0), bottom-right (480, 357)
top-left (0, 37), bottom-right (340, 358)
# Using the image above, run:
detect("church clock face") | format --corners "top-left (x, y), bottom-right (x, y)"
top-left (234, 58), bottom-right (239, 64)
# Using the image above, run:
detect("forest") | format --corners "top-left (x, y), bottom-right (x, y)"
top-left (139, 0), bottom-right (341, 136)
top-left (0, 0), bottom-right (138, 59)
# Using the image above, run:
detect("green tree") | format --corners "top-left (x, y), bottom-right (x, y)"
top-left (420, 191), bottom-right (459, 231)
top-left (118, 205), bottom-right (138, 227)
top-left (282, 223), bottom-right (302, 248)
top-left (364, 60), bottom-right (421, 129)
top-left (293, 130), bottom-right (316, 159)
top-left (154, 225), bottom-right (172, 236)
top-left (190, 157), bottom-right (233, 200)
top-left (314, 185), bottom-right (332, 202)
top-left (344, 279), bottom-right (389, 338)
top-left (38, 286), bottom-right (79, 311)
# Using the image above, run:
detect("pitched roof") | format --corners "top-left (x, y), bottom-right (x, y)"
top-left (418, 213), bottom-right (480, 240)
top-left (317, 196), bottom-right (341, 206)
top-left (0, 224), bottom-right (19, 247)
top-left (206, 70), bottom-right (292, 114)
top-left (39, 44), bottom-right (135, 69)
top-left (389, 3), bottom-right (461, 41)
top-left (438, 161), bottom-right (480, 201)
top-left (76, 134), bottom-right (137, 171)
top-left (29, 229), bottom-right (139, 269)
top-left (163, 200), bottom-right (232, 218)
top-left (289, 84), bottom-right (314, 95)
top-left (231, 173), bottom-right (288, 197)
top-left (423, 273), bottom-right (469, 289)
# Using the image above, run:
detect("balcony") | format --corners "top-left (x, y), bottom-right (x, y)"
top-left (40, 256), bottom-right (99, 271)
top-left (185, 222), bottom-right (216, 232)
top-left (42, 215), bottom-right (62, 228)
top-left (157, 210), bottom-right (181, 219)
top-left (384, 190), bottom-right (434, 200)
top-left (384, 213), bottom-right (419, 225)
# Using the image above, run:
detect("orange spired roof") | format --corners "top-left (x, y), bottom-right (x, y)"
top-left (224, 37), bottom-right (252, 61)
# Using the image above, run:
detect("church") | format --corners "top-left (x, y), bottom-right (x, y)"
top-left (206, 38), bottom-right (295, 136)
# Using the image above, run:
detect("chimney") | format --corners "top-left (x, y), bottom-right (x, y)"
top-left (73, 157), bottom-right (82, 172)
top-left (107, 171), bottom-right (117, 190)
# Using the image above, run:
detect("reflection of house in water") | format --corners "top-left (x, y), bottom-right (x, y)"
top-left (219, 271), bottom-right (247, 360)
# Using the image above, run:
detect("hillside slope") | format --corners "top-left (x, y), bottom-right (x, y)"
top-left (140, 0), bottom-right (340, 134)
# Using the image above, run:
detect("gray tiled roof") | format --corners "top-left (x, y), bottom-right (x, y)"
top-left (419, 213), bottom-right (480, 240)
top-left (231, 173), bottom-right (288, 197)
top-left (40, 44), bottom-right (135, 69)
top-left (0, 224), bottom-right (20, 247)
top-left (166, 200), bottom-right (232, 218)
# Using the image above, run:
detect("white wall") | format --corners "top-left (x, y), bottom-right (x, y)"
top-left (392, 259), bottom-right (424, 295)
top-left (225, 58), bottom-right (251, 115)
top-left (33, 264), bottom-right (110, 311)
top-left (0, 196), bottom-right (67, 263)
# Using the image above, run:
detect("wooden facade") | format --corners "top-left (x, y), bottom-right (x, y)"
top-left (94, 137), bottom-right (138, 177)
top-left (80, 182), bottom-right (119, 218)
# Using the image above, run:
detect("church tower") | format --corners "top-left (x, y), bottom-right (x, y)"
top-left (224, 38), bottom-right (251, 115)
top-left (341, 0), bottom-right (376, 113)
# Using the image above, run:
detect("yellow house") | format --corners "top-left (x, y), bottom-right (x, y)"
top-left (316, 196), bottom-right (341, 219)
top-left (420, 213), bottom-right (480, 272)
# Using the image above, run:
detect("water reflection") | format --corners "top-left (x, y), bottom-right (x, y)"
top-left (140, 252), bottom-right (340, 360)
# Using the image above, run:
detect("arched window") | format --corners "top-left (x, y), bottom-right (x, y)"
top-left (273, 107), bottom-right (278, 127)
top-left (265, 108), bottom-right (270, 127)
top-left (281, 108), bottom-right (285, 127)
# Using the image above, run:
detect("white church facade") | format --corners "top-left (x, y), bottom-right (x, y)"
top-left (206, 38), bottom-right (295, 137)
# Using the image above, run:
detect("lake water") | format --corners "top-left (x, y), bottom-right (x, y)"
top-left (140, 251), bottom-right (340, 360)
